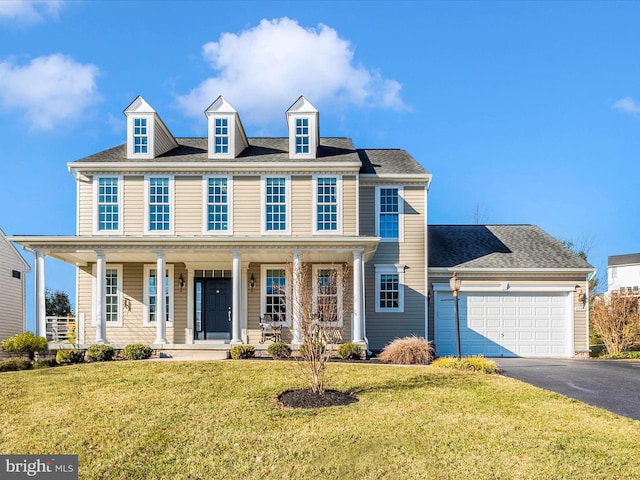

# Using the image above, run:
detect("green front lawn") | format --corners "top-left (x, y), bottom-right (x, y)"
top-left (1, 361), bottom-right (638, 479)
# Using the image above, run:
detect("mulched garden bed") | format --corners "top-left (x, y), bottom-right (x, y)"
top-left (277, 389), bottom-right (359, 409)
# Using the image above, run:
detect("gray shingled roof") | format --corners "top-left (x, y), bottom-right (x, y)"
top-left (71, 137), bottom-right (427, 175)
top-left (608, 253), bottom-right (640, 267)
top-left (429, 225), bottom-right (593, 269)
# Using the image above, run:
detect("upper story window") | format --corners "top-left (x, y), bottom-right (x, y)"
top-left (146, 176), bottom-right (173, 233)
top-left (133, 118), bottom-right (148, 154)
top-left (264, 177), bottom-right (289, 233)
top-left (206, 177), bottom-right (230, 232)
top-left (97, 177), bottom-right (120, 232)
top-left (214, 118), bottom-right (229, 154)
top-left (295, 118), bottom-right (309, 154)
top-left (315, 177), bottom-right (340, 233)
top-left (376, 186), bottom-right (404, 241)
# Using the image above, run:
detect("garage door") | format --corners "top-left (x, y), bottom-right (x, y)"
top-left (435, 293), bottom-right (570, 357)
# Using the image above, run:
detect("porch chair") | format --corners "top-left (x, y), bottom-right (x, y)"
top-left (259, 314), bottom-right (282, 343)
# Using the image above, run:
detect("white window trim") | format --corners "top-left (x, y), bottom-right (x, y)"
top-left (261, 175), bottom-right (291, 235)
top-left (312, 264), bottom-right (344, 327)
top-left (91, 264), bottom-right (123, 327)
top-left (312, 175), bottom-right (343, 235)
top-left (208, 114), bottom-right (236, 159)
top-left (93, 175), bottom-right (123, 235)
top-left (128, 115), bottom-right (154, 159)
top-left (143, 264), bottom-right (175, 326)
top-left (375, 185), bottom-right (404, 242)
top-left (260, 264), bottom-right (291, 326)
top-left (144, 175), bottom-right (175, 235)
top-left (202, 175), bottom-right (233, 235)
top-left (288, 115), bottom-right (317, 159)
top-left (375, 264), bottom-right (405, 313)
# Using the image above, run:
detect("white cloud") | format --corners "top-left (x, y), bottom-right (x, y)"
top-left (0, 54), bottom-right (100, 131)
top-left (0, 0), bottom-right (64, 25)
top-left (176, 18), bottom-right (407, 127)
top-left (612, 96), bottom-right (640, 115)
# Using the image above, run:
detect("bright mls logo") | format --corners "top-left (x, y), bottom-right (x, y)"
top-left (1, 455), bottom-right (78, 479)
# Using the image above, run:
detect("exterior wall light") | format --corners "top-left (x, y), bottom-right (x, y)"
top-left (449, 271), bottom-right (462, 360)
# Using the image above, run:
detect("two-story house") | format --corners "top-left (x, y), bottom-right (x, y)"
top-left (607, 253), bottom-right (640, 295)
top-left (12, 95), bottom-right (594, 357)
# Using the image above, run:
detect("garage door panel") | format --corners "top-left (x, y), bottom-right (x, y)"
top-left (436, 293), bottom-right (570, 357)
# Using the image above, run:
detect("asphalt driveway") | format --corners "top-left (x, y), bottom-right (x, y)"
top-left (497, 358), bottom-right (640, 421)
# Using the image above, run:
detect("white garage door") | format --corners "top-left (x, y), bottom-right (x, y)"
top-left (435, 293), bottom-right (570, 357)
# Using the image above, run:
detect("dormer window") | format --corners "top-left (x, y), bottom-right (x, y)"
top-left (133, 118), bottom-right (148, 154)
top-left (214, 118), bottom-right (229, 154)
top-left (295, 118), bottom-right (310, 154)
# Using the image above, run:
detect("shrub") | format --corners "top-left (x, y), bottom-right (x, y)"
top-left (299, 342), bottom-right (325, 358)
top-left (1, 332), bottom-right (48, 360)
top-left (0, 358), bottom-right (33, 372)
top-left (267, 342), bottom-right (291, 359)
top-left (600, 350), bottom-right (640, 360)
top-left (56, 349), bottom-right (84, 364)
top-left (86, 344), bottom-right (115, 362)
top-left (123, 344), bottom-right (153, 360)
top-left (230, 345), bottom-right (255, 359)
top-left (34, 358), bottom-right (58, 369)
top-left (337, 342), bottom-right (363, 360)
top-left (378, 336), bottom-right (434, 365)
top-left (591, 292), bottom-right (640, 354)
top-left (432, 356), bottom-right (501, 374)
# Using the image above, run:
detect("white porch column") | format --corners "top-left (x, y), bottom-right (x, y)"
top-left (95, 250), bottom-right (106, 344)
top-left (186, 268), bottom-right (194, 344)
top-left (292, 250), bottom-right (302, 345)
top-left (242, 265), bottom-right (249, 343)
top-left (34, 250), bottom-right (46, 338)
top-left (352, 249), bottom-right (365, 344)
top-left (231, 250), bottom-right (242, 344)
top-left (155, 251), bottom-right (167, 344)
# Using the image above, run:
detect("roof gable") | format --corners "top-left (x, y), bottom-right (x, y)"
top-left (0, 228), bottom-right (30, 271)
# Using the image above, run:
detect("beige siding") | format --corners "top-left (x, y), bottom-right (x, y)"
top-left (175, 176), bottom-right (203, 235)
top-left (0, 238), bottom-right (27, 340)
top-left (291, 176), bottom-right (312, 236)
top-left (342, 176), bottom-right (357, 236)
top-left (233, 176), bottom-right (261, 235)
top-left (363, 185), bottom-right (427, 351)
top-left (78, 178), bottom-right (93, 235)
top-left (153, 118), bottom-right (176, 157)
top-left (79, 263), bottom-right (186, 345)
top-left (123, 176), bottom-right (144, 236)
top-left (427, 275), bottom-right (590, 356)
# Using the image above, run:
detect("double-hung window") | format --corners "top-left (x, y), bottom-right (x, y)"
top-left (133, 118), bottom-right (148, 154)
top-left (96, 177), bottom-right (121, 233)
top-left (262, 266), bottom-right (287, 323)
top-left (146, 176), bottom-right (173, 233)
top-left (313, 265), bottom-right (343, 326)
top-left (375, 265), bottom-right (404, 313)
top-left (264, 177), bottom-right (289, 233)
top-left (315, 177), bottom-right (340, 233)
top-left (376, 186), bottom-right (403, 241)
top-left (295, 118), bottom-right (309, 154)
top-left (214, 118), bottom-right (229, 154)
top-left (92, 264), bottom-right (123, 326)
top-left (205, 177), bottom-right (231, 232)
top-left (144, 265), bottom-right (173, 325)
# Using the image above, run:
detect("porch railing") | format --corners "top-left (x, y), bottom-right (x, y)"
top-left (45, 316), bottom-right (76, 343)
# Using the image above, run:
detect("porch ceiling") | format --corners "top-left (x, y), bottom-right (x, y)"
top-left (10, 235), bottom-right (380, 265)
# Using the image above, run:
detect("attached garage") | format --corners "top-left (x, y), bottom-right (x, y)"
top-left (434, 291), bottom-right (572, 357)
top-left (428, 225), bottom-right (595, 358)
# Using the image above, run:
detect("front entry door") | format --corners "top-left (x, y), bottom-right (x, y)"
top-left (200, 278), bottom-right (232, 340)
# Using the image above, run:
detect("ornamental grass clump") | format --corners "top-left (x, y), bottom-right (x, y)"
top-left (378, 336), bottom-right (434, 365)
top-left (432, 356), bottom-right (501, 374)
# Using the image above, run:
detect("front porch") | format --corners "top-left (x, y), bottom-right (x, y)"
top-left (13, 235), bottom-right (379, 350)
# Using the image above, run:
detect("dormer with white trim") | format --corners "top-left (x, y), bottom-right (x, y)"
top-left (124, 96), bottom-right (178, 160)
top-left (205, 96), bottom-right (249, 159)
top-left (286, 96), bottom-right (319, 160)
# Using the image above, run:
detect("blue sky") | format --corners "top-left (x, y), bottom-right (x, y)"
top-left (1, 1), bottom-right (638, 330)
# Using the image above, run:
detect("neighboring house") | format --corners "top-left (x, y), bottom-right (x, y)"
top-left (607, 253), bottom-right (640, 295)
top-left (11, 95), bottom-right (593, 357)
top-left (0, 228), bottom-right (30, 343)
